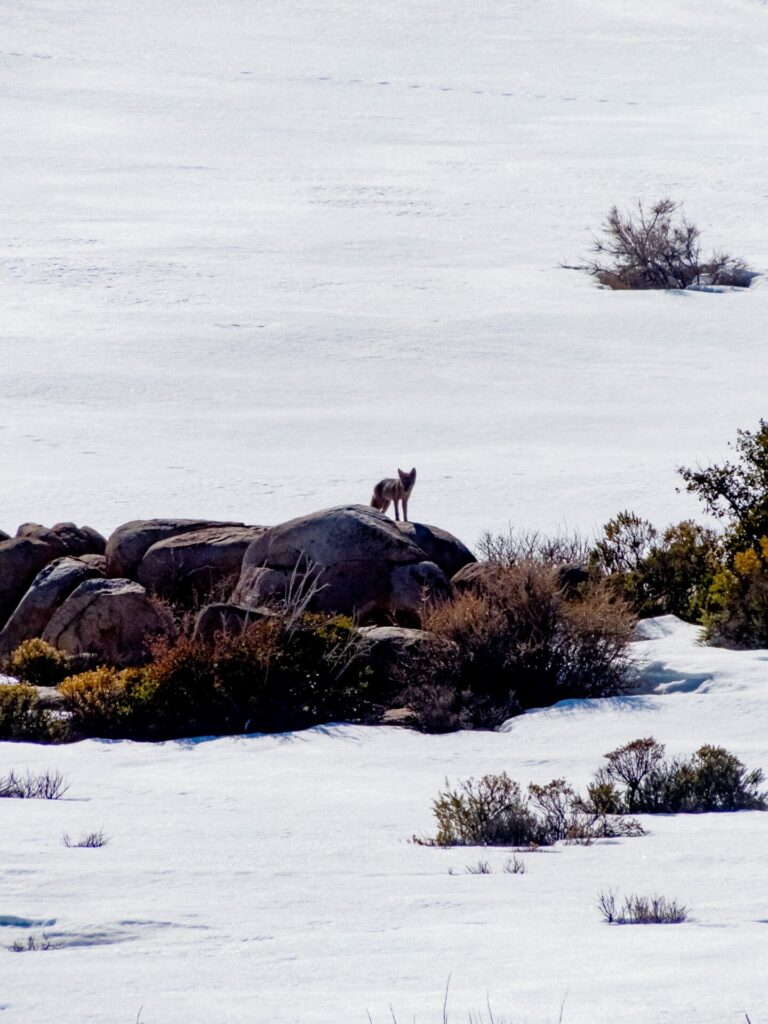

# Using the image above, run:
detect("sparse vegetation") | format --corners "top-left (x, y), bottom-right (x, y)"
top-left (587, 197), bottom-right (752, 290)
top-left (0, 768), bottom-right (69, 799)
top-left (597, 889), bottom-right (688, 925)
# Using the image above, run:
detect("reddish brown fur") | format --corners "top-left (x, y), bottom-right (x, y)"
top-left (370, 467), bottom-right (417, 521)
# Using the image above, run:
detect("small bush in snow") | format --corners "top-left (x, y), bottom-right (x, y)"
top-left (8, 933), bottom-right (57, 953)
top-left (0, 683), bottom-right (65, 743)
top-left (465, 859), bottom-right (492, 875)
top-left (420, 773), bottom-right (643, 848)
top-left (598, 888), bottom-right (688, 925)
top-left (588, 197), bottom-right (752, 290)
top-left (0, 768), bottom-right (69, 799)
top-left (502, 854), bottom-right (527, 874)
top-left (7, 638), bottom-right (70, 687)
top-left (591, 738), bottom-right (767, 814)
top-left (62, 829), bottom-right (109, 848)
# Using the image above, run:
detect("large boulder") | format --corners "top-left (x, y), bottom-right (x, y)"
top-left (192, 602), bottom-right (275, 645)
top-left (0, 556), bottom-right (105, 657)
top-left (16, 522), bottom-right (106, 557)
top-left (231, 505), bottom-right (451, 624)
top-left (395, 522), bottom-right (475, 579)
top-left (0, 537), bottom-right (62, 629)
top-left (137, 525), bottom-right (267, 602)
top-left (42, 578), bottom-right (175, 666)
top-left (105, 519), bottom-right (250, 580)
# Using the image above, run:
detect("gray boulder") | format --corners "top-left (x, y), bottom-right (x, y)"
top-left (192, 602), bottom-right (275, 645)
top-left (0, 556), bottom-right (105, 657)
top-left (42, 578), bottom-right (175, 666)
top-left (137, 525), bottom-right (267, 602)
top-left (231, 505), bottom-right (451, 624)
top-left (105, 518), bottom-right (249, 580)
top-left (395, 522), bottom-right (475, 579)
top-left (0, 537), bottom-right (62, 629)
top-left (16, 522), bottom-right (106, 556)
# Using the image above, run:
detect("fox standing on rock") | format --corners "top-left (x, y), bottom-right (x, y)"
top-left (370, 467), bottom-right (417, 522)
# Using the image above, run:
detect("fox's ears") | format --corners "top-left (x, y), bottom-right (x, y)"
top-left (398, 467), bottom-right (417, 483)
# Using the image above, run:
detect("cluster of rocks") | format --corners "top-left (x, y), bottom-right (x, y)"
top-left (0, 506), bottom-right (477, 668)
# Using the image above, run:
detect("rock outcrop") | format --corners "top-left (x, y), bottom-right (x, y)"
top-left (42, 578), bottom-right (175, 666)
top-left (0, 556), bottom-right (105, 656)
top-left (231, 505), bottom-right (452, 623)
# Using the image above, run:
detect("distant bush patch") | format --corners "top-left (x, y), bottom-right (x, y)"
top-left (62, 829), bottom-right (108, 848)
top-left (587, 197), bottom-right (753, 290)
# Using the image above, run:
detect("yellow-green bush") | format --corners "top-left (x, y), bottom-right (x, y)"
top-left (0, 684), bottom-right (65, 742)
top-left (9, 639), bottom-right (70, 687)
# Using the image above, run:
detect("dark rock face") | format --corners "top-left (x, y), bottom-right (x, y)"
top-left (192, 603), bottom-right (276, 645)
top-left (136, 525), bottom-right (267, 602)
top-left (232, 505), bottom-right (451, 624)
top-left (42, 578), bottom-right (176, 666)
top-left (105, 519), bottom-right (249, 580)
top-left (0, 537), bottom-right (61, 629)
top-left (0, 556), bottom-right (105, 656)
top-left (395, 522), bottom-right (476, 579)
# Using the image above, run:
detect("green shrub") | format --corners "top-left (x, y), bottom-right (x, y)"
top-left (594, 738), bottom-right (766, 814)
top-left (404, 563), bottom-right (635, 730)
top-left (428, 774), bottom-right (545, 847)
top-left (58, 613), bottom-right (372, 740)
top-left (8, 639), bottom-right (70, 687)
top-left (0, 684), bottom-right (65, 743)
top-left (421, 773), bottom-right (643, 848)
top-left (590, 513), bottom-right (720, 621)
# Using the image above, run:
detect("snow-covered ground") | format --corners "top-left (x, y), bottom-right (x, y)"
top-left (3, 2), bottom-right (768, 1021)
top-left (1, 618), bottom-right (767, 1023)
top-left (2, 0), bottom-right (767, 544)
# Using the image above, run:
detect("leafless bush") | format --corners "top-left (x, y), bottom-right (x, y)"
top-left (502, 854), bottom-right (527, 874)
top-left (588, 197), bottom-right (753, 290)
top-left (465, 859), bottom-right (492, 875)
top-left (0, 768), bottom-right (69, 799)
top-left (476, 529), bottom-right (590, 568)
top-left (598, 888), bottom-right (688, 925)
top-left (62, 829), bottom-right (109, 848)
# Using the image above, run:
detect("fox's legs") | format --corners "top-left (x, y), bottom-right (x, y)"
top-left (402, 497), bottom-right (408, 522)
top-left (373, 497), bottom-right (391, 515)
top-left (393, 498), bottom-right (401, 521)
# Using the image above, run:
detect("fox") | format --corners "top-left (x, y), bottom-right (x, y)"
top-left (370, 467), bottom-right (417, 522)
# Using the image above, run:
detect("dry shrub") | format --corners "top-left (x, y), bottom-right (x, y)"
top-left (588, 197), bottom-right (752, 290)
top-left (598, 889), bottom-right (688, 925)
top-left (402, 563), bottom-right (635, 730)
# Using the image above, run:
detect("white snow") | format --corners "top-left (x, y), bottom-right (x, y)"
top-left (1, 621), bottom-right (768, 1023)
top-left (1, 0), bottom-right (767, 544)
top-left (3, 1), bottom-right (768, 1020)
